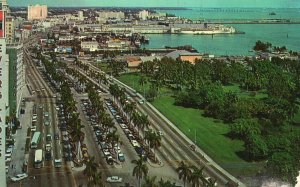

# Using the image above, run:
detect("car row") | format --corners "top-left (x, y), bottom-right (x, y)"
top-left (105, 99), bottom-right (147, 160)
top-left (81, 99), bottom-right (125, 165)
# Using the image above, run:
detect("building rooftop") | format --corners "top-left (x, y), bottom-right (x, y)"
top-left (165, 50), bottom-right (202, 59)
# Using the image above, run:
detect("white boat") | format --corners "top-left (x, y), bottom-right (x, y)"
top-left (179, 25), bottom-right (236, 35)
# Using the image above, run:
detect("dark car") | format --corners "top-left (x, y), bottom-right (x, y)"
top-left (54, 133), bottom-right (59, 140)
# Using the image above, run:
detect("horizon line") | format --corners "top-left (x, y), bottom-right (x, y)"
top-left (10, 6), bottom-right (300, 9)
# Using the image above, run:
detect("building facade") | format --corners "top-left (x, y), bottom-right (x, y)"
top-left (139, 10), bottom-right (149, 21)
top-left (5, 15), bottom-right (13, 43)
top-left (0, 9), bottom-right (8, 186)
top-left (7, 44), bottom-right (24, 116)
top-left (78, 10), bottom-right (84, 21)
top-left (28, 4), bottom-right (48, 21)
top-left (80, 41), bottom-right (99, 52)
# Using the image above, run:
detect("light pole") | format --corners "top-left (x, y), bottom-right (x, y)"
top-left (188, 128), bottom-right (197, 143)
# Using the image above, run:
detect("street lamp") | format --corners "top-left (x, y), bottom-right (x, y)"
top-left (188, 128), bottom-right (197, 143)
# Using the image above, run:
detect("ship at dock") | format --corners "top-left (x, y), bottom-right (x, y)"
top-left (170, 23), bottom-right (237, 35)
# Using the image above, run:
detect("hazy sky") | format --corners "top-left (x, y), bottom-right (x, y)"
top-left (8, 0), bottom-right (300, 8)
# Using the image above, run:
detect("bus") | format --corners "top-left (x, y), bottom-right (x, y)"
top-left (30, 131), bottom-right (41, 149)
top-left (34, 149), bottom-right (43, 168)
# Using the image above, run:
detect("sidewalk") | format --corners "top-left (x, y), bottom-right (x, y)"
top-left (9, 87), bottom-right (33, 177)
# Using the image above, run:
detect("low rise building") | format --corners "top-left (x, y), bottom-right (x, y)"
top-left (165, 50), bottom-right (203, 64)
top-left (81, 41), bottom-right (99, 52)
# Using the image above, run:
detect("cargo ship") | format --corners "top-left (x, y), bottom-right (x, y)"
top-left (171, 24), bottom-right (236, 35)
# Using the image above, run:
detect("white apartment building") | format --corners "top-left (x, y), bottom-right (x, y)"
top-left (139, 10), bottom-right (149, 21)
top-left (97, 11), bottom-right (125, 20)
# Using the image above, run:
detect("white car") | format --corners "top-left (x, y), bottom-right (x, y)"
top-left (11, 173), bottom-right (28, 182)
top-left (205, 177), bottom-right (217, 186)
top-left (30, 126), bottom-right (37, 132)
top-left (106, 176), bottom-right (122, 183)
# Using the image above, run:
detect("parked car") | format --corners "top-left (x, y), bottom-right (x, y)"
top-left (46, 134), bottom-right (52, 142)
top-left (106, 176), bottom-right (122, 183)
top-left (118, 153), bottom-right (125, 162)
top-left (11, 173), bottom-right (28, 182)
top-left (30, 126), bottom-right (37, 132)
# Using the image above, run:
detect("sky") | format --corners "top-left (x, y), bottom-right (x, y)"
top-left (8, 0), bottom-right (300, 8)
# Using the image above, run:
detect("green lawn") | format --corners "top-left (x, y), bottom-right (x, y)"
top-left (94, 62), bottom-right (110, 73)
top-left (223, 84), bottom-right (268, 99)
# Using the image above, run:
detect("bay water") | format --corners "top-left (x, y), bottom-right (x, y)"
top-left (143, 8), bottom-right (300, 56)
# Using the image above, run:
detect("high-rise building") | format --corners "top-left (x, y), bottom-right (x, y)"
top-left (28, 4), bottom-right (48, 21)
top-left (7, 44), bottom-right (24, 115)
top-left (78, 10), bottom-right (84, 21)
top-left (0, 7), bottom-right (8, 187)
top-left (138, 10), bottom-right (149, 21)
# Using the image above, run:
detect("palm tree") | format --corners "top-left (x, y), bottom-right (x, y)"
top-left (124, 102), bottom-right (136, 126)
top-left (142, 176), bottom-right (158, 187)
top-left (87, 172), bottom-right (104, 187)
top-left (71, 120), bottom-right (85, 163)
top-left (139, 75), bottom-right (147, 98)
top-left (132, 156), bottom-right (149, 187)
top-left (176, 161), bottom-right (192, 187)
top-left (189, 166), bottom-right (205, 187)
top-left (106, 130), bottom-right (120, 157)
top-left (83, 157), bottom-right (98, 181)
top-left (158, 178), bottom-right (177, 187)
top-left (149, 133), bottom-right (161, 162)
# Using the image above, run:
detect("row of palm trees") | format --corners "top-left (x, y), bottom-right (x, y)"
top-left (40, 55), bottom-right (86, 164)
top-left (176, 161), bottom-right (217, 187)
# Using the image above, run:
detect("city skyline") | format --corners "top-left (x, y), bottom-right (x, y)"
top-left (7, 0), bottom-right (300, 8)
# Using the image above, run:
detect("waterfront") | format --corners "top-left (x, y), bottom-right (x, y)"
top-left (143, 8), bottom-right (300, 55)
top-left (143, 24), bottom-right (300, 55)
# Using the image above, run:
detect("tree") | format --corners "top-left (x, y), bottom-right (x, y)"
top-left (176, 161), bottom-right (192, 187)
top-left (244, 134), bottom-right (268, 160)
top-left (87, 172), bottom-right (104, 187)
top-left (267, 152), bottom-right (298, 185)
top-left (83, 157), bottom-right (98, 181)
top-left (132, 156), bottom-right (149, 187)
top-left (142, 176), bottom-right (158, 187)
top-left (230, 118), bottom-right (261, 139)
top-left (253, 40), bottom-right (272, 52)
top-left (189, 166), bottom-right (205, 187)
top-left (158, 178), bottom-right (177, 187)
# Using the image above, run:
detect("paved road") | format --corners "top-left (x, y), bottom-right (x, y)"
top-left (7, 48), bottom-right (77, 187)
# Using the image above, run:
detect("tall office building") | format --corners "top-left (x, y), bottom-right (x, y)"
top-left (0, 5), bottom-right (9, 187)
top-left (7, 44), bottom-right (25, 115)
top-left (28, 4), bottom-right (48, 21)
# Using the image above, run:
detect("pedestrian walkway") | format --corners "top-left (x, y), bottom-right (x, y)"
top-left (9, 87), bottom-right (33, 177)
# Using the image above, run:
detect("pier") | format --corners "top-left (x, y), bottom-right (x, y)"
top-left (197, 19), bottom-right (300, 24)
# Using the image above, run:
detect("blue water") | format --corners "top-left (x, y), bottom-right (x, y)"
top-left (143, 8), bottom-right (300, 56)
